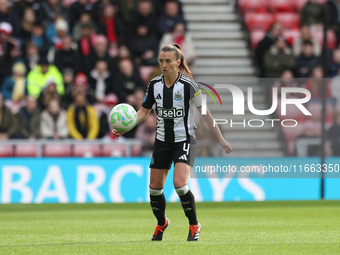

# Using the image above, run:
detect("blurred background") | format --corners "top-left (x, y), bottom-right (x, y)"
top-left (0, 0), bottom-right (339, 203)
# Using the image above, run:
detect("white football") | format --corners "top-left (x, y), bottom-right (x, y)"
top-left (109, 103), bottom-right (138, 132)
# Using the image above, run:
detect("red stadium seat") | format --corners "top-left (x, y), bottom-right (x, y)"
top-left (43, 144), bottom-right (72, 157)
top-left (312, 29), bottom-right (337, 49)
top-left (268, 0), bottom-right (295, 12)
top-left (274, 13), bottom-right (300, 30)
top-left (239, 0), bottom-right (267, 13)
top-left (245, 13), bottom-right (274, 32)
top-left (15, 144), bottom-right (37, 157)
top-left (282, 29), bottom-right (301, 46)
top-left (102, 144), bottom-right (126, 157)
top-left (294, 0), bottom-right (308, 12)
top-left (72, 144), bottom-right (101, 157)
top-left (250, 30), bottom-right (266, 49)
top-left (0, 145), bottom-right (14, 157)
top-left (281, 123), bottom-right (306, 143)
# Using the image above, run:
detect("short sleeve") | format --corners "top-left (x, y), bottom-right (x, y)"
top-left (142, 82), bottom-right (155, 109)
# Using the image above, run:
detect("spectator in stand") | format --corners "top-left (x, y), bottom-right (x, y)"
top-left (1, 41), bottom-right (23, 82)
top-left (255, 23), bottom-right (283, 77)
top-left (68, 0), bottom-right (94, 33)
top-left (113, 58), bottom-right (144, 103)
top-left (18, 7), bottom-right (36, 46)
top-left (327, 111), bottom-right (340, 156)
top-left (130, 0), bottom-right (158, 36)
top-left (117, 44), bottom-right (134, 60)
top-left (303, 66), bottom-right (332, 99)
top-left (159, 22), bottom-right (195, 67)
top-left (46, 17), bottom-right (69, 52)
top-left (66, 89), bottom-right (99, 140)
top-left (24, 42), bottom-right (39, 71)
top-left (77, 22), bottom-right (96, 68)
top-left (84, 34), bottom-right (116, 74)
top-left (54, 36), bottom-right (80, 74)
top-left (263, 37), bottom-right (296, 78)
top-left (296, 40), bottom-right (322, 78)
top-left (40, 0), bottom-right (68, 27)
top-left (30, 21), bottom-right (50, 56)
top-left (300, 0), bottom-right (324, 27)
top-left (97, 93), bottom-right (119, 139)
top-left (37, 78), bottom-right (62, 110)
top-left (293, 26), bottom-right (321, 57)
top-left (61, 68), bottom-right (74, 103)
top-left (157, 0), bottom-right (187, 37)
top-left (1, 61), bottom-right (27, 102)
top-left (92, 0), bottom-right (120, 24)
top-left (129, 23), bottom-right (158, 66)
top-left (0, 22), bottom-right (20, 57)
top-left (272, 70), bottom-right (300, 99)
top-left (27, 56), bottom-right (64, 98)
top-left (135, 110), bottom-right (156, 156)
top-left (88, 60), bottom-right (115, 104)
top-left (11, 0), bottom-right (44, 24)
top-left (324, 0), bottom-right (340, 42)
top-left (73, 12), bottom-right (97, 41)
top-left (0, 0), bottom-right (20, 37)
top-left (329, 49), bottom-right (340, 77)
top-left (14, 95), bottom-right (41, 139)
top-left (40, 98), bottom-right (68, 139)
top-left (155, 0), bottom-right (184, 16)
top-left (330, 66), bottom-right (340, 105)
top-left (0, 92), bottom-right (16, 139)
top-left (63, 72), bottom-right (95, 108)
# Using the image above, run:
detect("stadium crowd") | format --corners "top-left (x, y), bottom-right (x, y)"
top-left (0, 0), bottom-right (195, 151)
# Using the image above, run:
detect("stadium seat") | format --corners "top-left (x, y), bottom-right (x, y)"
top-left (0, 145), bottom-right (14, 157)
top-left (274, 13), bottom-right (300, 30)
top-left (245, 13), bottom-right (274, 32)
top-left (312, 29), bottom-right (337, 49)
top-left (294, 0), bottom-right (309, 12)
top-left (72, 144), bottom-right (101, 157)
top-left (282, 29), bottom-right (301, 46)
top-left (102, 144), bottom-right (126, 157)
top-left (14, 144), bottom-right (37, 157)
top-left (281, 123), bottom-right (306, 142)
top-left (43, 144), bottom-right (72, 157)
top-left (250, 30), bottom-right (266, 49)
top-left (238, 0), bottom-right (267, 13)
top-left (268, 0), bottom-right (295, 12)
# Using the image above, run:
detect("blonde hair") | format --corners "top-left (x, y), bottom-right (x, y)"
top-left (160, 43), bottom-right (193, 78)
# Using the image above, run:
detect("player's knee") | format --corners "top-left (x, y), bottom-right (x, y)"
top-left (149, 186), bottom-right (163, 196)
top-left (175, 184), bottom-right (189, 196)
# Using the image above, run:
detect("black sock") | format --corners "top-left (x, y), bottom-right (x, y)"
top-left (179, 190), bottom-right (198, 225)
top-left (150, 193), bottom-right (166, 226)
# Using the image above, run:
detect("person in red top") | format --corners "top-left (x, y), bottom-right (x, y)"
top-left (303, 66), bottom-right (331, 99)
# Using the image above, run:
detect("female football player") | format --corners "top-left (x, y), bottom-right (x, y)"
top-left (113, 43), bottom-right (232, 241)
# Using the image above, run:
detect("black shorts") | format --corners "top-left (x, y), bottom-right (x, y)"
top-left (150, 139), bottom-right (196, 169)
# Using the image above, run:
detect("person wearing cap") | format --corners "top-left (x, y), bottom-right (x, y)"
top-left (27, 56), bottom-right (64, 98)
top-left (1, 61), bottom-right (27, 101)
top-left (0, 22), bottom-right (20, 57)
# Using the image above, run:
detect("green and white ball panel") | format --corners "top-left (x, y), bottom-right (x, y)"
top-left (109, 103), bottom-right (138, 132)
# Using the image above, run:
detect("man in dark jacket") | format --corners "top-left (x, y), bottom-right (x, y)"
top-left (0, 93), bottom-right (16, 139)
top-left (296, 40), bottom-right (322, 78)
top-left (14, 95), bottom-right (41, 139)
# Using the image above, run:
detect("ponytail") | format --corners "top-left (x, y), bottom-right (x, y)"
top-left (160, 44), bottom-right (194, 79)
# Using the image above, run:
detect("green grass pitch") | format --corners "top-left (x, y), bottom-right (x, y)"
top-left (0, 201), bottom-right (339, 254)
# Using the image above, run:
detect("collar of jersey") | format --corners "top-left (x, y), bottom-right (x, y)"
top-left (162, 72), bottom-right (181, 88)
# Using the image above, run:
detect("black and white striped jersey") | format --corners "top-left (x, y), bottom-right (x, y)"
top-left (142, 73), bottom-right (202, 143)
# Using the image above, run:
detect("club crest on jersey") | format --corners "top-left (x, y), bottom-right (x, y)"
top-left (174, 91), bottom-right (183, 101)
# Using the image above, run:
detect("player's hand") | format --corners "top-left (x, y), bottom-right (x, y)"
top-left (112, 129), bottom-right (125, 140)
top-left (219, 139), bottom-right (232, 154)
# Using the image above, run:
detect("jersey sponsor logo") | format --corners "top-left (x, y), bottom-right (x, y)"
top-left (156, 93), bottom-right (162, 99)
top-left (174, 91), bottom-right (183, 101)
top-left (157, 107), bottom-right (184, 119)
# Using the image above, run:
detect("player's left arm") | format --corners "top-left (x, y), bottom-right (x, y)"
top-left (191, 85), bottom-right (232, 154)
